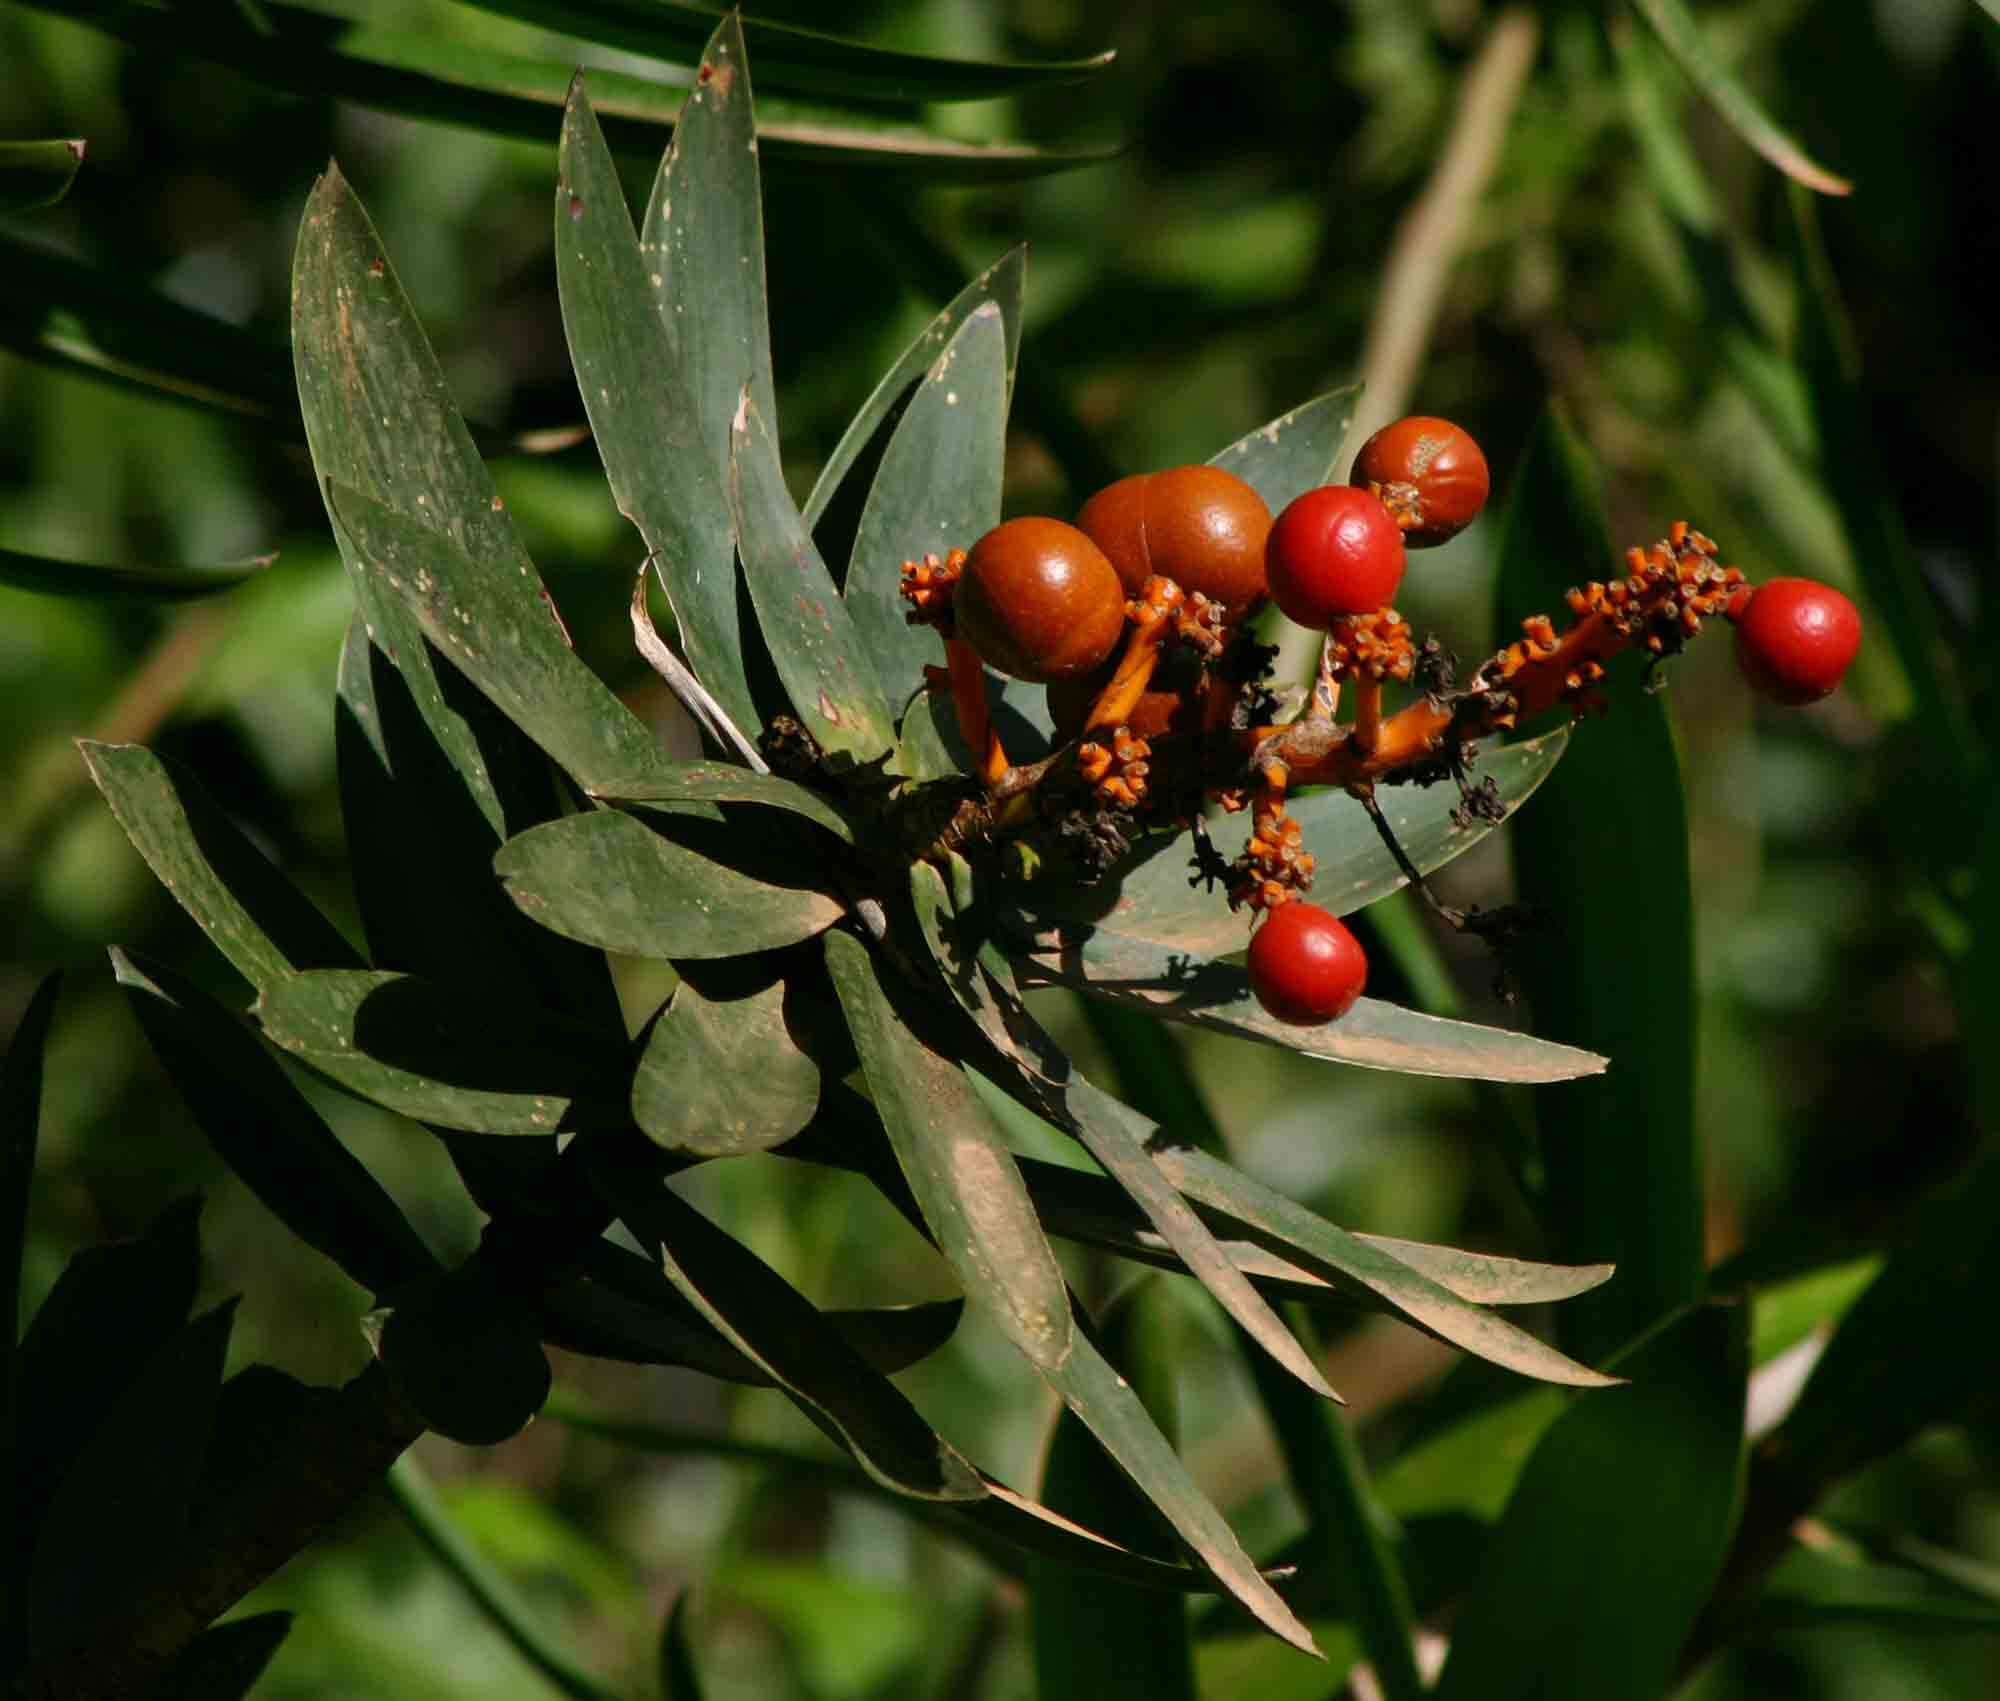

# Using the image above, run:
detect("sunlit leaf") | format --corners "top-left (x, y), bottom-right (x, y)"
top-left (1207, 387), bottom-right (1362, 513)
top-left (591, 762), bottom-right (853, 843)
top-left (844, 303), bottom-right (1009, 707)
top-left (632, 976), bottom-right (821, 1156)
top-left (495, 808), bottom-right (844, 959)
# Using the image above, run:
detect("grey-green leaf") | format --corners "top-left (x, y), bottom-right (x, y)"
top-left (1153, 1146), bottom-right (1619, 1389)
top-left (556, 76), bottom-right (758, 739)
top-left (0, 542), bottom-right (272, 601)
top-left (1013, 726), bottom-right (1571, 960)
top-left (326, 479), bottom-right (675, 794)
top-left (590, 761), bottom-right (852, 844)
top-left (255, 968), bottom-right (629, 1137)
top-left (731, 394), bottom-right (897, 759)
top-left (82, 740), bottom-right (364, 992)
top-left (593, 1150), bottom-right (988, 1503)
top-left (805, 245), bottom-right (1025, 529)
top-left (1015, 928), bottom-right (1605, 1084)
top-left (495, 808), bottom-right (844, 960)
top-left (1207, 386), bottom-right (1362, 513)
top-left (843, 303), bottom-right (1009, 707)
top-left (824, 928), bottom-right (1072, 1372)
top-left (633, 977), bottom-right (821, 1156)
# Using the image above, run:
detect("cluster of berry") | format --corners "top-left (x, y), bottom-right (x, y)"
top-left (901, 418), bottom-right (1861, 1028)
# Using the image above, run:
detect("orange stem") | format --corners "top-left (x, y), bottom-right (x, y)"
top-left (945, 636), bottom-right (1010, 789)
top-left (1084, 612), bottom-right (1169, 733)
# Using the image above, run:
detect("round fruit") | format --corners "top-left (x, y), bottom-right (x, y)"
top-left (1075, 465), bottom-right (1272, 616)
top-left (1247, 901), bottom-right (1368, 1026)
top-left (954, 517), bottom-right (1127, 684)
top-left (1731, 576), bottom-right (1862, 706)
top-left (1352, 415), bottom-right (1490, 548)
top-left (1264, 485), bottom-right (1407, 628)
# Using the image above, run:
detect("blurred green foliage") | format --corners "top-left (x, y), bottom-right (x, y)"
top-left (4, 0), bottom-right (1999, 1697)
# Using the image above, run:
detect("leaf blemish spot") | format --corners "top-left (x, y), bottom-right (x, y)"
top-left (567, 193), bottom-right (585, 220)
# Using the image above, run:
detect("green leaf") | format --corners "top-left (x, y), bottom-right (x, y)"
top-left (1032, 1283), bottom-right (1197, 1701)
top-left (254, 968), bottom-right (629, 1137)
top-left (294, 163), bottom-right (527, 837)
top-left (144, 1612), bottom-right (294, 1701)
top-left (1625, 0), bottom-right (1850, 195)
top-left (29, 1301), bottom-right (235, 1661)
top-left (1374, 1385), bottom-right (1567, 1525)
top-left (844, 302), bottom-right (1009, 707)
top-left (1431, 1303), bottom-right (1749, 1701)
top-left (1207, 387), bottom-right (1362, 514)
top-left (1738, 1547), bottom-right (2000, 1639)
top-left (41, 0), bottom-right (1115, 184)
top-left (590, 1147), bottom-right (987, 1501)
top-left (325, 481), bottom-right (672, 793)
top-left (805, 246), bottom-right (1025, 530)
top-left (0, 541), bottom-right (271, 601)
top-left (112, 950), bottom-right (437, 1294)
top-left (591, 762), bottom-right (853, 843)
top-left (495, 808), bottom-right (844, 959)
top-left (1496, 410), bottom-right (1701, 1360)
top-left (1750, 1256), bottom-right (1880, 1366)
top-left (372, 1263), bottom-right (551, 1445)
top-left (1015, 929), bottom-right (1605, 1084)
top-left (556, 76), bottom-right (758, 740)
top-left (1786, 187), bottom-right (1982, 790)
top-left (1152, 1146), bottom-right (1618, 1389)
top-left (731, 395), bottom-right (899, 760)
top-left (467, 0), bottom-right (1113, 104)
top-left (916, 869), bottom-right (1336, 1400)
top-left (1042, 1325), bottom-right (1319, 1656)
top-left (632, 974), bottom-right (821, 1156)
top-left (0, 137), bottom-right (85, 212)
top-left (1013, 726), bottom-right (1572, 961)
top-left (334, 621), bottom-right (625, 1031)
top-left (824, 928), bottom-right (1073, 1372)
top-left (661, 1592), bottom-right (706, 1701)
top-left (386, 1455), bottom-right (620, 1701)
top-left (81, 740), bottom-right (364, 992)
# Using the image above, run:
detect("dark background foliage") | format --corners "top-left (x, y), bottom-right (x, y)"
top-left (4, 1), bottom-right (1997, 1696)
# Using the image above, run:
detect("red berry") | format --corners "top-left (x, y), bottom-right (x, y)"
top-left (1075, 465), bottom-right (1272, 617)
top-left (954, 517), bottom-right (1127, 684)
top-left (1352, 416), bottom-right (1490, 548)
top-left (1247, 901), bottom-right (1368, 1026)
top-left (1264, 485), bottom-right (1406, 629)
top-left (1730, 576), bottom-right (1862, 707)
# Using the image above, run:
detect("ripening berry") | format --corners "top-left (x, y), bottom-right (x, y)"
top-left (1075, 465), bottom-right (1273, 617)
top-left (1264, 485), bottom-right (1406, 628)
top-left (1352, 416), bottom-right (1491, 548)
top-left (954, 517), bottom-right (1127, 684)
top-left (1247, 901), bottom-right (1368, 1025)
top-left (1730, 576), bottom-right (1862, 706)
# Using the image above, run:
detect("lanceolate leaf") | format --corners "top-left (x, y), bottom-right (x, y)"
top-left (824, 928), bottom-right (1073, 1372)
top-left (1016, 930), bottom-right (1605, 1084)
top-left (113, 951), bottom-right (437, 1296)
top-left (632, 976), bottom-right (822, 1157)
top-left (1626, 0), bottom-right (1850, 195)
top-left (589, 763), bottom-right (853, 843)
top-left (556, 77), bottom-right (757, 740)
top-left (805, 245), bottom-right (1026, 529)
top-left (294, 164), bottom-right (525, 837)
top-left (495, 808), bottom-right (844, 960)
top-left (0, 138), bottom-right (85, 212)
top-left (1208, 387), bottom-right (1362, 514)
top-left (591, 1148), bottom-right (988, 1502)
top-left (1154, 1146), bottom-right (1618, 1389)
top-left (1013, 726), bottom-right (1572, 960)
top-left (81, 740), bottom-right (364, 992)
top-left (661, 1593), bottom-right (707, 1701)
top-left (145, 1611), bottom-right (294, 1701)
top-left (0, 542), bottom-right (272, 601)
top-left (844, 302), bottom-right (1009, 707)
top-left (1497, 411), bottom-right (1700, 1361)
top-left (1042, 1325), bottom-right (1319, 1656)
top-left (467, 0), bottom-right (1113, 104)
top-left (255, 968), bottom-right (631, 1137)
top-left (326, 481), bottom-right (671, 793)
top-left (373, 1264), bottom-right (551, 1445)
top-left (1432, 1304), bottom-right (1748, 1701)
top-left (731, 395), bottom-right (898, 760)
